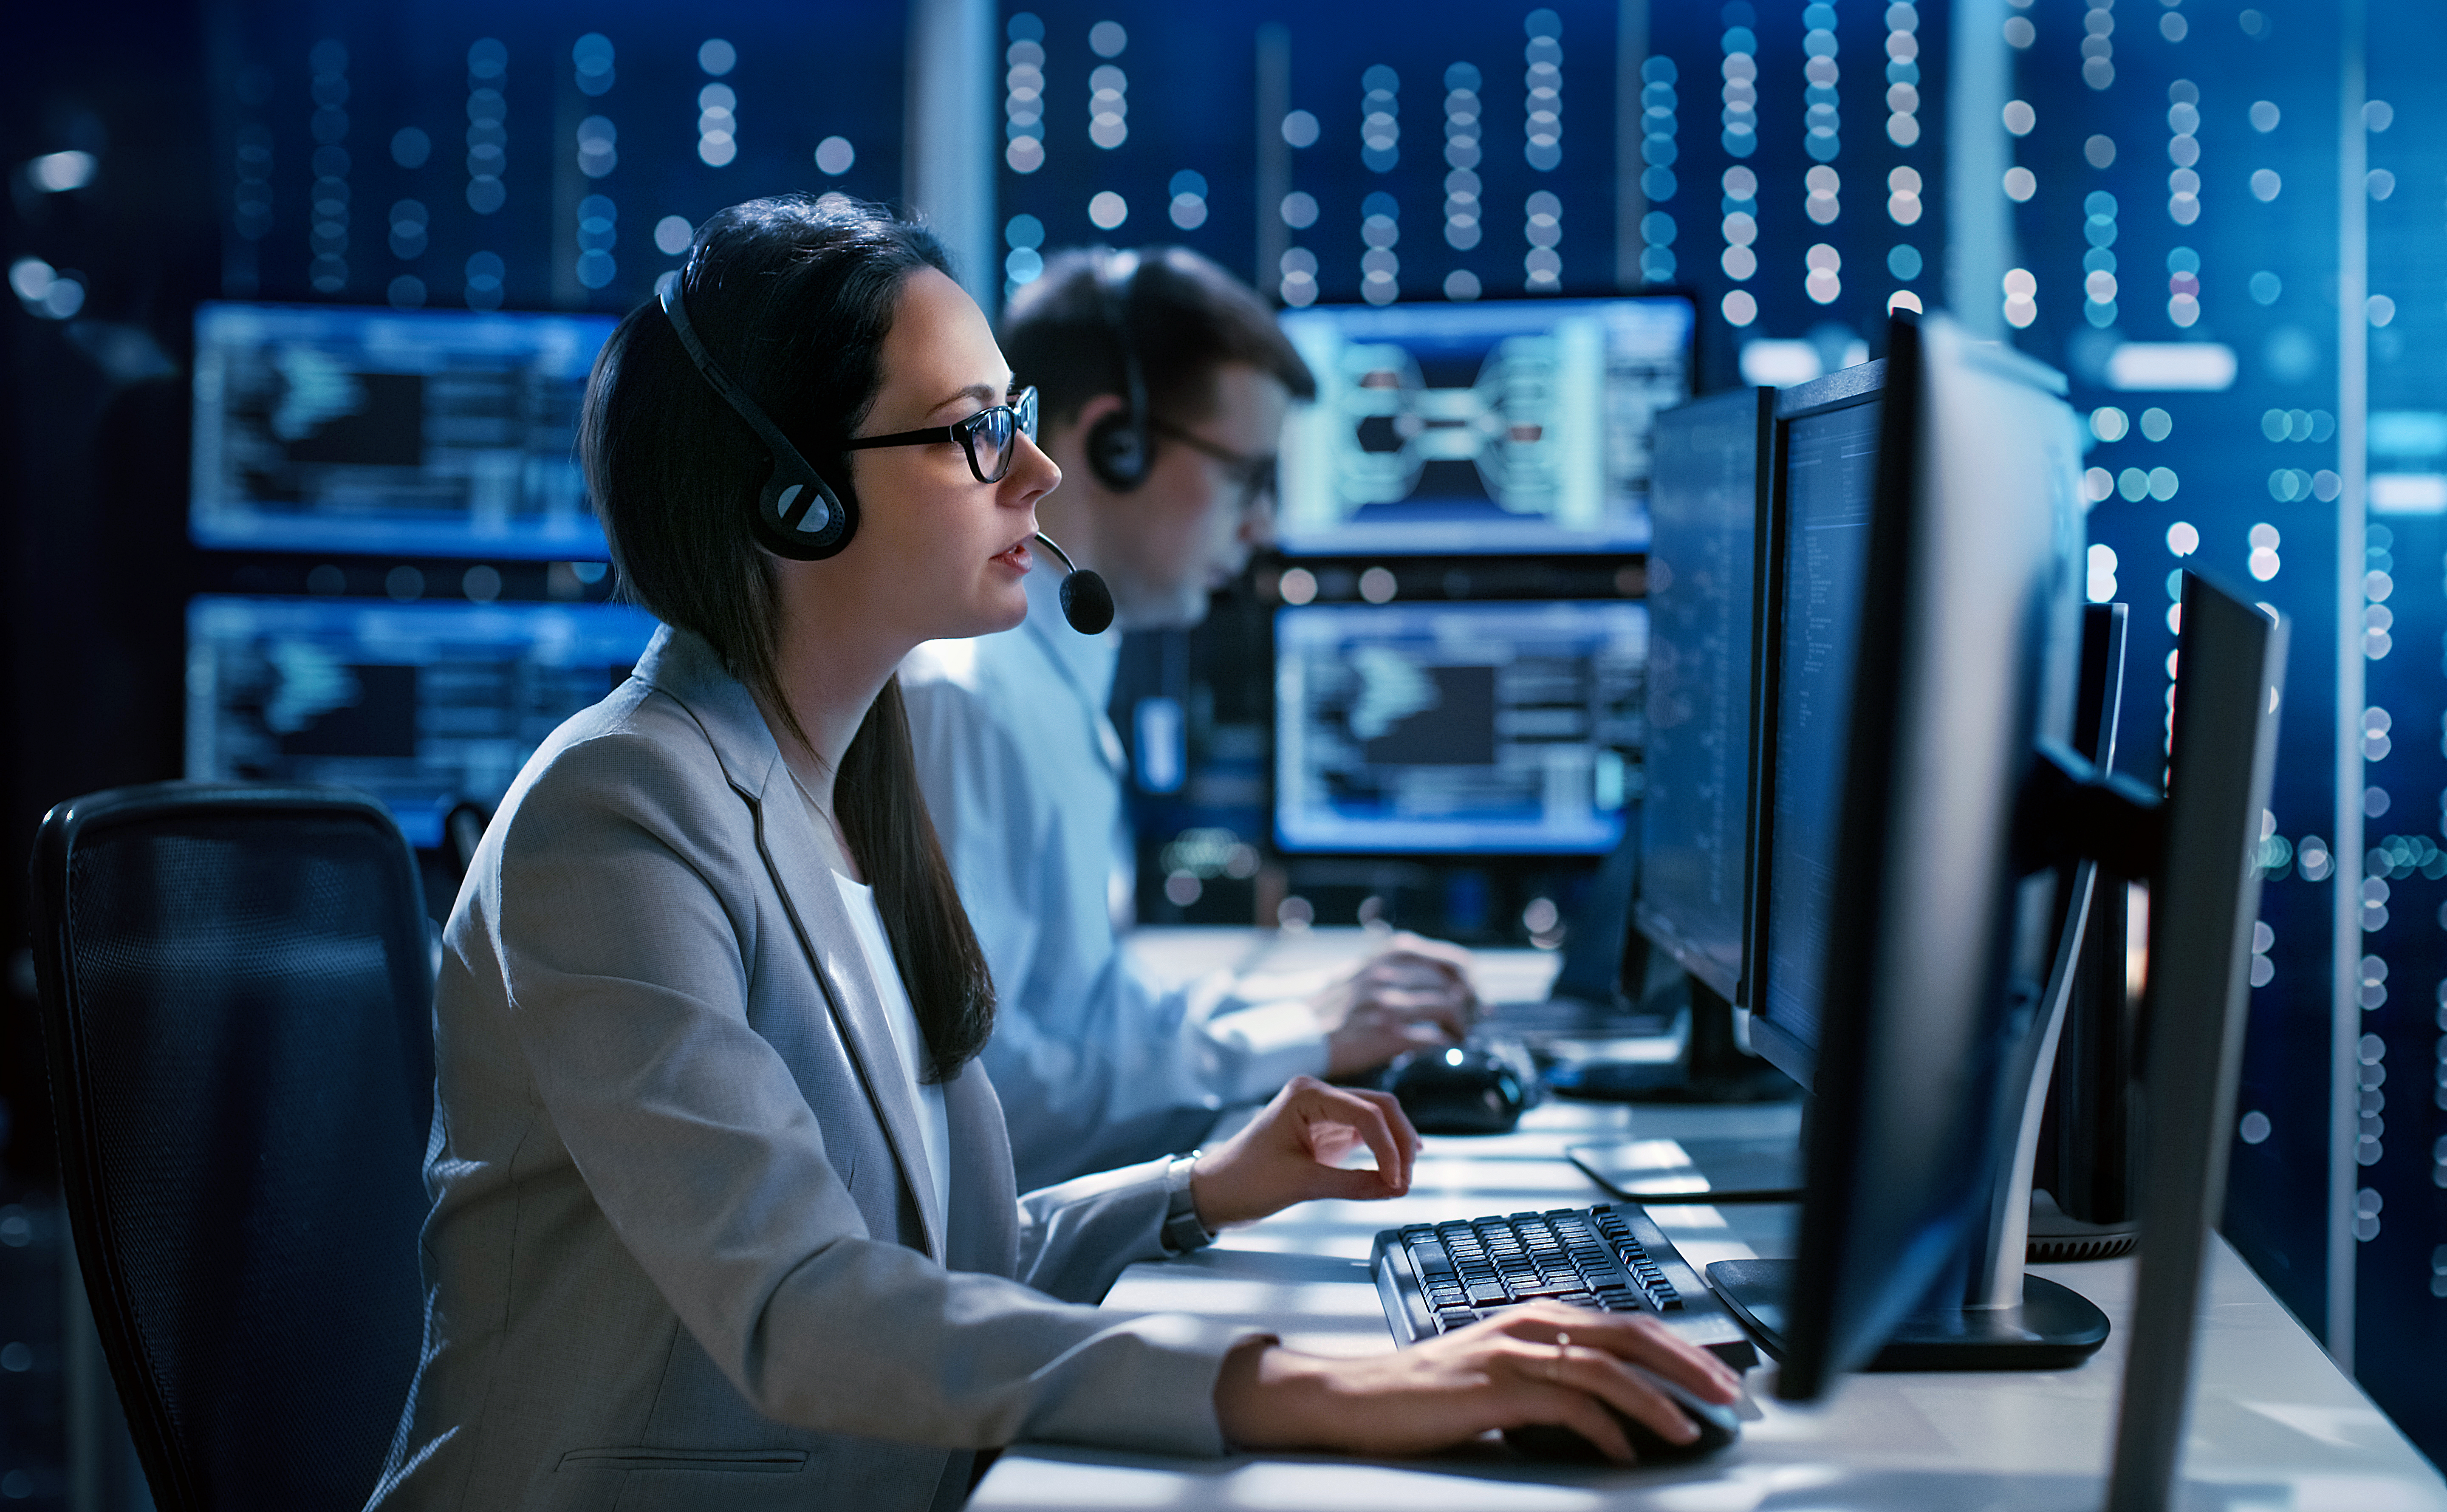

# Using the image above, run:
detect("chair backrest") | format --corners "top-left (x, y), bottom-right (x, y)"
top-left (29, 782), bottom-right (436, 1512)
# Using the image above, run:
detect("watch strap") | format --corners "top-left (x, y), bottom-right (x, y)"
top-left (1161, 1149), bottom-right (1215, 1254)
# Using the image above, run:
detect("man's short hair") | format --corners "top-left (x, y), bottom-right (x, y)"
top-left (1001, 246), bottom-right (1317, 431)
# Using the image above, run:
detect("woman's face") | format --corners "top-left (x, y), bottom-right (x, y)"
top-left (827, 266), bottom-right (1061, 645)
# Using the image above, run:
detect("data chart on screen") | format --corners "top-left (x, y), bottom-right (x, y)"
top-left (186, 595), bottom-right (659, 848)
top-left (1274, 296), bottom-right (1694, 556)
top-left (190, 302), bottom-right (617, 559)
top-left (1274, 600), bottom-right (1646, 854)
top-left (1636, 390), bottom-right (1765, 1003)
top-left (1760, 399), bottom-right (1884, 1055)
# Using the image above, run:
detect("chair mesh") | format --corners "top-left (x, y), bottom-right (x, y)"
top-left (61, 808), bottom-right (433, 1512)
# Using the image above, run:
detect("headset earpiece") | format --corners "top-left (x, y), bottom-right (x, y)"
top-left (659, 273), bottom-right (860, 562)
top-left (1085, 407), bottom-right (1150, 492)
top-left (1086, 252), bottom-right (1153, 494)
top-left (747, 455), bottom-right (855, 561)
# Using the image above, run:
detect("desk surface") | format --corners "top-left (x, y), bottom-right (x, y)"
top-left (975, 974), bottom-right (2446, 1511)
top-left (1127, 924), bottom-right (1569, 1007)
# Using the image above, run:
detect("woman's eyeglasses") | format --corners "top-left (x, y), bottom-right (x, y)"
top-left (842, 386), bottom-right (1039, 484)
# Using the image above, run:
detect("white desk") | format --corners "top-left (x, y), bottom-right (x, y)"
top-left (1127, 924), bottom-right (1572, 1008)
top-left (975, 1037), bottom-right (2446, 1509)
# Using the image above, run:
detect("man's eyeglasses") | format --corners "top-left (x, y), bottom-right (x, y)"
top-left (1150, 418), bottom-right (1277, 513)
top-left (843, 386), bottom-right (1039, 484)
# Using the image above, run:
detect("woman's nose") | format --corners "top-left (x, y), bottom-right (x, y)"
top-left (1007, 432), bottom-right (1061, 503)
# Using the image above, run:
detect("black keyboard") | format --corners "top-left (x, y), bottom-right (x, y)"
top-left (1371, 1202), bottom-right (1760, 1370)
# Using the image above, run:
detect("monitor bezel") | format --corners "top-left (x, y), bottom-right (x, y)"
top-left (1271, 289), bottom-right (1700, 559)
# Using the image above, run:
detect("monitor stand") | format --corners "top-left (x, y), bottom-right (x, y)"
top-left (1548, 966), bottom-right (1805, 1201)
top-left (1706, 861), bottom-right (2117, 1370)
top-left (1706, 1260), bottom-right (2110, 1370)
top-left (1546, 962), bottom-right (1800, 1105)
top-left (2027, 1187), bottom-right (2140, 1264)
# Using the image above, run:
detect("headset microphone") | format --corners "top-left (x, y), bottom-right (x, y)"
top-left (1031, 533), bottom-right (1114, 634)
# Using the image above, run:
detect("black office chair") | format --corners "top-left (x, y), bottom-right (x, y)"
top-left (28, 782), bottom-right (436, 1512)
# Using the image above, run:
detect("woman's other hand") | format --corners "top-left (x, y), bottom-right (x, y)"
top-left (1212, 1303), bottom-right (1744, 1462)
top-left (1188, 1076), bottom-right (1421, 1227)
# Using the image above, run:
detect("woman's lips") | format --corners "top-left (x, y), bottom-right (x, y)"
top-left (992, 540), bottom-right (1034, 572)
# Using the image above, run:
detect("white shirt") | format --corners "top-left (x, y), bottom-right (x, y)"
top-left (900, 563), bottom-right (1326, 1190)
top-left (829, 870), bottom-right (953, 1225)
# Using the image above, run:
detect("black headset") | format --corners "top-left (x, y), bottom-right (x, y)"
top-left (656, 263), bottom-right (1116, 633)
top-left (1083, 250), bottom-right (1154, 493)
top-left (658, 271), bottom-right (858, 562)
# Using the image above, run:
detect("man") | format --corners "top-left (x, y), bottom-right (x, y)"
top-left (901, 246), bottom-right (1478, 1189)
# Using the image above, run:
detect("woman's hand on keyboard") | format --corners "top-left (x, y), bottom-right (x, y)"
top-left (1189, 1076), bottom-right (1422, 1227)
top-left (1211, 1301), bottom-right (1743, 1461)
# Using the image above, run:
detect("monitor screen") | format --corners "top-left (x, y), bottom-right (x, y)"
top-left (1274, 296), bottom-right (1694, 556)
top-left (186, 595), bottom-right (659, 848)
top-left (190, 302), bottom-right (617, 559)
top-left (1634, 389), bottom-right (1769, 1003)
top-left (1756, 386), bottom-right (1885, 1067)
top-left (1274, 599), bottom-right (1645, 854)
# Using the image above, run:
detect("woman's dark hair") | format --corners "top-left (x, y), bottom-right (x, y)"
top-left (579, 193), bottom-right (994, 1080)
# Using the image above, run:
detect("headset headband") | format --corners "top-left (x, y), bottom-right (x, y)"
top-left (1085, 250), bottom-right (1154, 492)
top-left (658, 268), bottom-right (853, 559)
top-left (658, 275), bottom-right (822, 476)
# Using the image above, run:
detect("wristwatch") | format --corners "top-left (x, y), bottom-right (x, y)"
top-left (1161, 1149), bottom-right (1215, 1254)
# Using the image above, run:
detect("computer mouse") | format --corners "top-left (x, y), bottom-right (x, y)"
top-left (1385, 1043), bottom-right (1529, 1134)
top-left (1501, 1362), bottom-right (1742, 1465)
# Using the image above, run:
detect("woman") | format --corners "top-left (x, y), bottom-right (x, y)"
top-left (367, 195), bottom-right (1738, 1512)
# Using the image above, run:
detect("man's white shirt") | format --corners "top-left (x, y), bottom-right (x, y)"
top-left (900, 564), bottom-right (1325, 1190)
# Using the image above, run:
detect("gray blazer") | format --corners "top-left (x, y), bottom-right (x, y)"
top-left (367, 626), bottom-right (1259, 1512)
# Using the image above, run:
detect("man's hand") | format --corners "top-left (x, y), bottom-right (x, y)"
top-left (1309, 933), bottom-right (1480, 1078)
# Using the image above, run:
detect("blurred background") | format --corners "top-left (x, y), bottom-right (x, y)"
top-left (3, 0), bottom-right (2441, 1501)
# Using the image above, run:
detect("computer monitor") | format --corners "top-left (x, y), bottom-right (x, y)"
top-left (1712, 314), bottom-right (2099, 1393)
top-left (185, 595), bottom-right (658, 848)
top-left (1272, 599), bottom-right (1645, 854)
top-left (2105, 573), bottom-right (2287, 1506)
top-left (189, 302), bottom-right (617, 559)
top-left (1633, 386), bottom-right (1775, 1005)
top-left (1274, 295), bottom-right (1695, 557)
